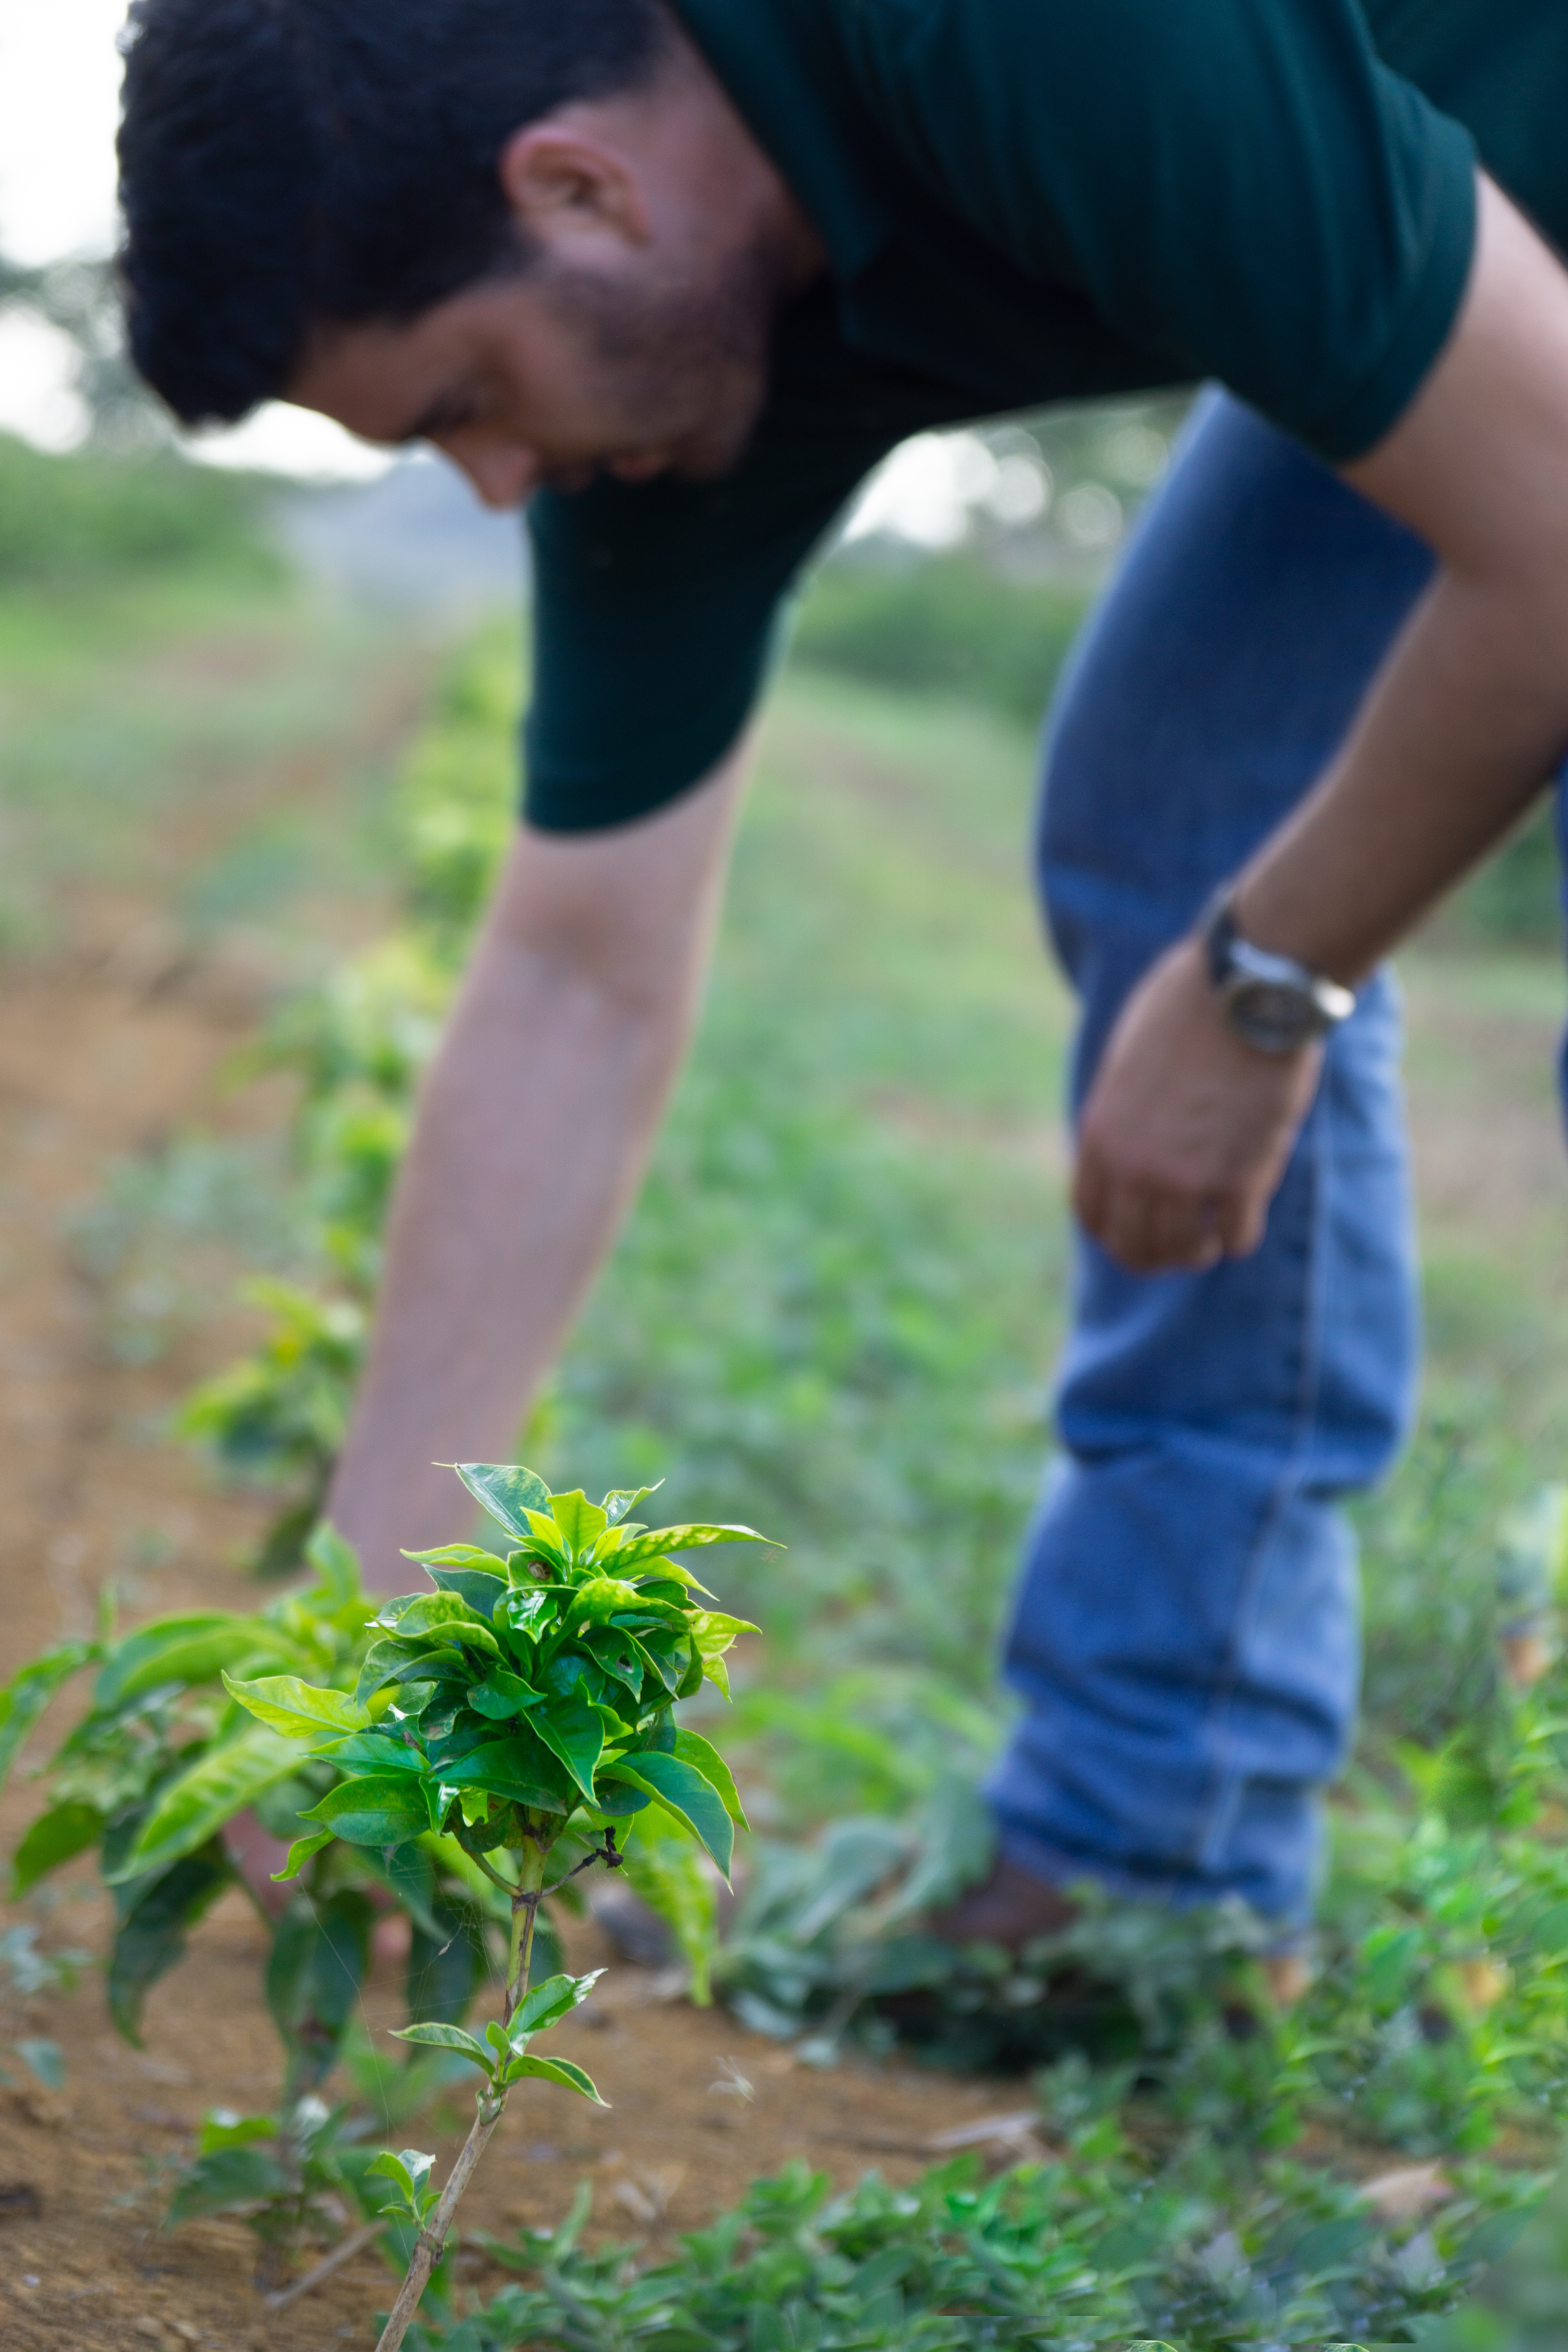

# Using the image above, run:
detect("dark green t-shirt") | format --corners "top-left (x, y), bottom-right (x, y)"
top-left (523, 0), bottom-right (1567, 833)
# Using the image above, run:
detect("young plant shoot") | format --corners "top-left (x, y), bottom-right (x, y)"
top-left (224, 1461), bottom-right (767, 2351)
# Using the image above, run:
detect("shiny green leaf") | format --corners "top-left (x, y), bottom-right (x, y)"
top-left (550, 1490), bottom-right (608, 1559)
top-left (532, 1695), bottom-right (604, 1806)
top-left (497, 2053), bottom-right (607, 2103)
top-left (306, 1774), bottom-right (432, 1847)
top-left (689, 1612), bottom-right (759, 1701)
top-left (392, 2020), bottom-right (492, 2069)
top-left (425, 1566), bottom-right (508, 1621)
top-left (672, 1728), bottom-right (748, 1827)
top-left (469, 1667), bottom-right (544, 1720)
top-left (368, 2146), bottom-right (436, 2201)
top-left (376, 1593), bottom-right (501, 1657)
top-left (312, 1730), bottom-right (425, 1775)
top-left (404, 1543), bottom-right (512, 1575)
top-left (498, 1587), bottom-right (560, 1644)
top-left (599, 1752), bottom-right (735, 1882)
top-left (272, 1829), bottom-right (334, 1882)
top-left (356, 1637), bottom-right (461, 1706)
top-left (609, 1524), bottom-right (774, 1570)
top-left (600, 1483), bottom-right (661, 1529)
top-left (436, 1736), bottom-right (573, 1814)
top-left (568, 1578), bottom-right (684, 1633)
top-left (631, 1631), bottom-right (687, 1698)
top-left (452, 1462), bottom-right (551, 1545)
top-left (588, 1780), bottom-right (652, 1820)
top-left (629, 1557), bottom-right (719, 1598)
top-left (521, 1511), bottom-right (571, 1573)
top-left (584, 1627), bottom-right (644, 1699)
top-left (222, 1672), bottom-right (369, 1740)
top-left (512, 1968), bottom-right (603, 2036)
top-left (109, 1726), bottom-right (303, 1881)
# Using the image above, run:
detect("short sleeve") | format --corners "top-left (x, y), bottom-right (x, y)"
top-left (844, 0), bottom-right (1478, 459)
top-left (523, 387), bottom-right (902, 832)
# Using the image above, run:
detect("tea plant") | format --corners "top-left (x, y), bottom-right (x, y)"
top-left (0, 1522), bottom-right (531, 2279)
top-left (0, 1923), bottom-right (85, 2094)
top-left (176, 1278), bottom-right (366, 1577)
top-left (221, 1458), bottom-right (766, 2350)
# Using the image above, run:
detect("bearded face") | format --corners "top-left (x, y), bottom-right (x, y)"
top-left (287, 214), bottom-right (800, 507)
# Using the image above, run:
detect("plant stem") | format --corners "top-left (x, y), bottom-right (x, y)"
top-left (264, 2218), bottom-right (384, 2312)
top-left (372, 1838), bottom-right (549, 2352)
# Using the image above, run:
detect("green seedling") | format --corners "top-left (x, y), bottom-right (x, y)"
top-left (0, 1521), bottom-right (552, 2281)
top-left (166, 2094), bottom-right (393, 2291)
top-left (223, 1459), bottom-right (767, 2352)
top-left (176, 1277), bottom-right (366, 1577)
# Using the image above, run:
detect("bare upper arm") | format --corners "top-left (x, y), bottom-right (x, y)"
top-left (481, 735), bottom-right (753, 1011)
top-left (1344, 174), bottom-right (1568, 589)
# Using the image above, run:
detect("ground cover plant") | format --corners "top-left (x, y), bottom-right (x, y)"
top-left (221, 1459), bottom-right (763, 2345)
top-left (394, 2147), bottom-right (1546, 2350)
top-left (26, 531), bottom-right (1568, 2342)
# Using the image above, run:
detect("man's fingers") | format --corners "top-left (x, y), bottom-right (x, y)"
top-left (1083, 1168), bottom-right (1229, 1274)
top-left (1071, 1144), bottom-right (1107, 1242)
top-left (1215, 1183), bottom-right (1270, 1259)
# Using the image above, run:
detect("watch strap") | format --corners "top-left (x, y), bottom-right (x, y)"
top-left (1202, 891), bottom-right (1356, 1047)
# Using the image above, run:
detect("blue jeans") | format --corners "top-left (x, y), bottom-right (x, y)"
top-left (988, 391), bottom-right (1444, 1927)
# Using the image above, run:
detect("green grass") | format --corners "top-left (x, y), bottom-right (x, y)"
top-left (0, 430), bottom-right (280, 590)
top-left (0, 568), bottom-right (425, 952)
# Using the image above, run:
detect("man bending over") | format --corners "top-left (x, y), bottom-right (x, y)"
top-left (116, 0), bottom-right (1568, 1946)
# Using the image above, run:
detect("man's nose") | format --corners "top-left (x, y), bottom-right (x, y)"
top-left (443, 433), bottom-right (541, 511)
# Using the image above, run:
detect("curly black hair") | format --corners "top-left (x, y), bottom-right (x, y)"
top-left (118, 0), bottom-right (667, 423)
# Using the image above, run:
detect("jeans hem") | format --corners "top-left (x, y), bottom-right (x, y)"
top-left (994, 1816), bottom-right (1316, 1942)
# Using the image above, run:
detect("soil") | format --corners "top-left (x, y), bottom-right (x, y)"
top-left (0, 804), bottom-right (1027, 2352)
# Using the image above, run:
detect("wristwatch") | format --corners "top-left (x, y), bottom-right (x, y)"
top-left (1202, 893), bottom-right (1356, 1055)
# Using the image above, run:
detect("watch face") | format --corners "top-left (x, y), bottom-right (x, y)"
top-left (1226, 977), bottom-right (1318, 1052)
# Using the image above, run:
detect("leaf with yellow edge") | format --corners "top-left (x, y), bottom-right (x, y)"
top-left (223, 1673), bottom-right (369, 1741)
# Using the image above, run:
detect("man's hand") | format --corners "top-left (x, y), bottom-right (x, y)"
top-left (1073, 938), bottom-right (1321, 1272)
top-left (1079, 174), bottom-right (1568, 1274)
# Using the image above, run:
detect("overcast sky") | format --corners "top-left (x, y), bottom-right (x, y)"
top-left (0, 0), bottom-right (387, 474)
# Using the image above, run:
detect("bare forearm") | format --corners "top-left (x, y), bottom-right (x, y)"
top-left (1235, 178), bottom-right (1568, 978)
top-left (1074, 177), bottom-right (1568, 1274)
top-left (1232, 565), bottom-right (1566, 978)
top-left (327, 753), bottom-right (745, 1584)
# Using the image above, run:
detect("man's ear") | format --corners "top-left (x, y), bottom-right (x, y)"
top-left (497, 124), bottom-right (652, 257)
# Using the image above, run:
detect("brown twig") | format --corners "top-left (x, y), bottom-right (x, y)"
top-left (372, 1842), bottom-right (549, 2352)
